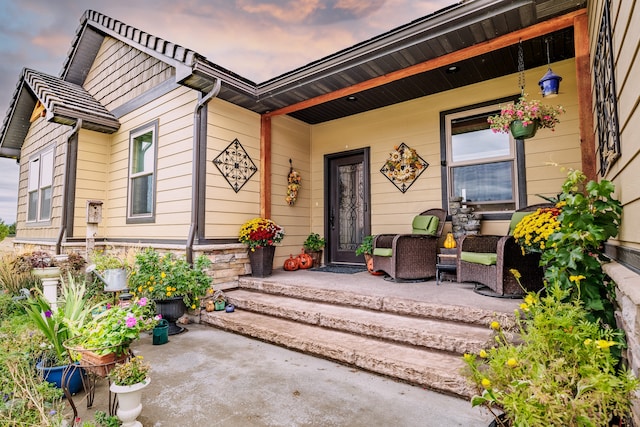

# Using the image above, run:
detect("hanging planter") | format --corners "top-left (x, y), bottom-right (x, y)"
top-left (509, 119), bottom-right (539, 140)
top-left (487, 94), bottom-right (564, 139)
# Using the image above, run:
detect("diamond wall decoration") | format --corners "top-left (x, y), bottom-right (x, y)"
top-left (213, 138), bottom-right (258, 193)
top-left (379, 143), bottom-right (428, 193)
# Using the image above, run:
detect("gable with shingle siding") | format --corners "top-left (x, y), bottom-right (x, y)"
top-left (84, 37), bottom-right (174, 112)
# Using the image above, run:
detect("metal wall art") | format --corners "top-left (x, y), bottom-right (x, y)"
top-left (213, 138), bottom-right (257, 193)
top-left (380, 143), bottom-right (428, 193)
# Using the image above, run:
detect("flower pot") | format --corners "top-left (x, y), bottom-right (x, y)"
top-left (152, 319), bottom-right (169, 345)
top-left (509, 119), bottom-right (539, 140)
top-left (110, 378), bottom-right (150, 427)
top-left (248, 246), bottom-right (276, 277)
top-left (154, 297), bottom-right (187, 335)
top-left (32, 267), bottom-right (61, 310)
top-left (305, 249), bottom-right (323, 268)
top-left (36, 360), bottom-right (84, 394)
top-left (76, 348), bottom-right (129, 376)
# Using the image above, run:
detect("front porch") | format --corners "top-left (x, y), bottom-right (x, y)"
top-left (203, 268), bottom-right (522, 399)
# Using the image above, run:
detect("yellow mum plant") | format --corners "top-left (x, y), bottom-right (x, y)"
top-left (512, 206), bottom-right (561, 254)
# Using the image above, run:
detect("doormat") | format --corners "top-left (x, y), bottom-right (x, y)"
top-left (310, 265), bottom-right (367, 274)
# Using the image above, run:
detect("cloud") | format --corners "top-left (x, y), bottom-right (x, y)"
top-left (0, 0), bottom-right (454, 226)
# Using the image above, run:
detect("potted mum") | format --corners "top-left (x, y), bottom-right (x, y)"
top-left (512, 205), bottom-right (561, 254)
top-left (487, 94), bottom-right (565, 139)
top-left (238, 218), bottom-right (285, 277)
top-left (128, 248), bottom-right (212, 335)
top-left (303, 232), bottom-right (325, 268)
top-left (109, 355), bottom-right (151, 427)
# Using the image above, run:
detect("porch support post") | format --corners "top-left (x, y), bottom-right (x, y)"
top-left (574, 13), bottom-right (597, 181)
top-left (260, 115), bottom-right (271, 219)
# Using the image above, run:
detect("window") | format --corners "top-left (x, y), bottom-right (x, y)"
top-left (127, 121), bottom-right (158, 222)
top-left (27, 148), bottom-right (54, 222)
top-left (444, 104), bottom-right (521, 213)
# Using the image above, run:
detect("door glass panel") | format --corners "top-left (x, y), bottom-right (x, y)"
top-left (338, 163), bottom-right (364, 252)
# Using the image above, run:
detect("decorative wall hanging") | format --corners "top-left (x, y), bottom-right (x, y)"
top-left (379, 143), bottom-right (428, 193)
top-left (286, 159), bottom-right (301, 205)
top-left (213, 138), bottom-right (257, 193)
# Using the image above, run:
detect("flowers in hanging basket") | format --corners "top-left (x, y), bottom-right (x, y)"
top-left (286, 169), bottom-right (301, 205)
top-left (238, 218), bottom-right (285, 250)
top-left (383, 143), bottom-right (424, 183)
top-left (487, 94), bottom-right (565, 134)
top-left (512, 205), bottom-right (562, 254)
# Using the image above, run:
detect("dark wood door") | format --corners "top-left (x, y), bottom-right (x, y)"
top-left (325, 149), bottom-right (370, 265)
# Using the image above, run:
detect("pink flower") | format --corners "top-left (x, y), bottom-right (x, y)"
top-left (125, 314), bottom-right (137, 328)
top-left (138, 297), bottom-right (148, 307)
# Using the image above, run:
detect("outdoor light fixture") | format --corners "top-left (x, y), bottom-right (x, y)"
top-left (538, 38), bottom-right (562, 97)
top-left (346, 95), bottom-right (358, 102)
top-left (446, 65), bottom-right (459, 74)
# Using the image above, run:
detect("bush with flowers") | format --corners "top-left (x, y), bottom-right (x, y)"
top-left (463, 274), bottom-right (639, 426)
top-left (487, 94), bottom-right (565, 134)
top-left (512, 205), bottom-right (561, 254)
top-left (109, 355), bottom-right (151, 386)
top-left (69, 297), bottom-right (159, 356)
top-left (128, 248), bottom-right (213, 310)
top-left (238, 218), bottom-right (285, 251)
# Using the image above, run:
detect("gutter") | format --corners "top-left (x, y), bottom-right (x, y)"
top-left (186, 79), bottom-right (222, 264)
top-left (56, 119), bottom-right (82, 255)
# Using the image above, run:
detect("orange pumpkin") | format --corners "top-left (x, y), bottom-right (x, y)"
top-left (297, 249), bottom-right (314, 269)
top-left (283, 254), bottom-right (299, 271)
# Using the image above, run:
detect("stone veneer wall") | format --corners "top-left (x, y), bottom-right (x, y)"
top-left (10, 241), bottom-right (250, 289)
top-left (603, 262), bottom-right (640, 425)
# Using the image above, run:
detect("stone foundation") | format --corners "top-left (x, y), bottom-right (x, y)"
top-left (10, 240), bottom-right (251, 289)
top-left (603, 262), bottom-right (640, 426)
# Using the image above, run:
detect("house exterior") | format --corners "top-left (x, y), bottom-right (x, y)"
top-left (0, 1), bottom-right (638, 414)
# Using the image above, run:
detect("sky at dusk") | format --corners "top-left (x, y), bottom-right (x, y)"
top-left (0, 0), bottom-right (454, 224)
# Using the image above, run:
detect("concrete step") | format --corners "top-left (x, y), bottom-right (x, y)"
top-left (237, 277), bottom-right (515, 327)
top-left (225, 289), bottom-right (493, 354)
top-left (201, 309), bottom-right (475, 398)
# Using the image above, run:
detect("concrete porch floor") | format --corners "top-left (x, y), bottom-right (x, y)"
top-left (70, 269), bottom-right (521, 426)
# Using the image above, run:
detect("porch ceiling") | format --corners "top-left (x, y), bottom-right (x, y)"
top-left (246, 0), bottom-right (584, 124)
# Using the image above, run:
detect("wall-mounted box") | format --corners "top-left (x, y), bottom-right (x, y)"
top-left (87, 200), bottom-right (103, 224)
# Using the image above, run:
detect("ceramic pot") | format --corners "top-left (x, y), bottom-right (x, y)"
top-left (36, 360), bottom-right (84, 394)
top-left (248, 246), bottom-right (276, 277)
top-left (110, 378), bottom-right (150, 427)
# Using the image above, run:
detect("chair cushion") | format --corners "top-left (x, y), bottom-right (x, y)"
top-left (460, 251), bottom-right (498, 266)
top-left (412, 215), bottom-right (439, 235)
top-left (372, 248), bottom-right (393, 257)
top-left (509, 212), bottom-right (533, 235)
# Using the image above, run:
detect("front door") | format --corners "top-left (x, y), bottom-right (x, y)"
top-left (325, 149), bottom-right (370, 265)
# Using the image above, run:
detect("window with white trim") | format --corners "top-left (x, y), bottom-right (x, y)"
top-left (127, 121), bottom-right (158, 222)
top-left (445, 104), bottom-right (519, 213)
top-left (27, 148), bottom-right (54, 222)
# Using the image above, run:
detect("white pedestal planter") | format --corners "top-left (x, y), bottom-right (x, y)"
top-left (110, 379), bottom-right (150, 427)
top-left (31, 267), bottom-right (61, 311)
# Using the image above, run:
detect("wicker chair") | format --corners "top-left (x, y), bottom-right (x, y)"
top-left (372, 208), bottom-right (446, 282)
top-left (456, 203), bottom-right (553, 297)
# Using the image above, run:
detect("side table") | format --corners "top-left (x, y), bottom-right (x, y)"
top-left (436, 252), bottom-right (457, 285)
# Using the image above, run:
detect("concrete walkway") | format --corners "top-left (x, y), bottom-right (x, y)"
top-left (72, 324), bottom-right (495, 426)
